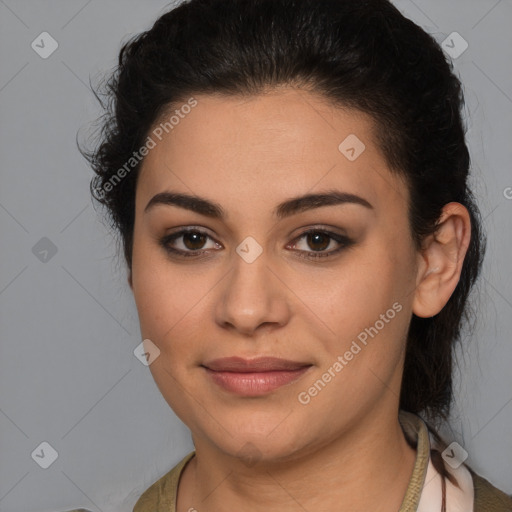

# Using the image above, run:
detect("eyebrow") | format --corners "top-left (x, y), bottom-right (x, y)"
top-left (144, 189), bottom-right (373, 219)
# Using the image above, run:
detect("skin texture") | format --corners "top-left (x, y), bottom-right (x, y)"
top-left (129, 87), bottom-right (471, 511)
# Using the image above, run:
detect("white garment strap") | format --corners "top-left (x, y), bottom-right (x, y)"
top-left (417, 434), bottom-right (474, 512)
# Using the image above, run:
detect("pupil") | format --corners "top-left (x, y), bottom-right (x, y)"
top-left (184, 232), bottom-right (206, 250)
top-left (308, 232), bottom-right (329, 251)
top-left (182, 232), bottom-right (329, 252)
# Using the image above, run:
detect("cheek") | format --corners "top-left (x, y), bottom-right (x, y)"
top-left (132, 268), bottom-right (197, 342)
top-left (131, 243), bottom-right (216, 365)
top-left (311, 245), bottom-right (404, 317)
top-left (131, 236), bottom-right (179, 339)
top-left (309, 236), bottom-right (414, 358)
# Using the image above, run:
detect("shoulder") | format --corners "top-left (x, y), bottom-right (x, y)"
top-left (469, 468), bottom-right (512, 511)
top-left (133, 451), bottom-right (196, 512)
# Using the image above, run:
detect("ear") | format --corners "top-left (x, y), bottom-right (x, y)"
top-left (412, 202), bottom-right (471, 318)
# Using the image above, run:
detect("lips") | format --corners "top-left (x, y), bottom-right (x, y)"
top-left (201, 357), bottom-right (313, 396)
top-left (202, 356), bottom-right (311, 372)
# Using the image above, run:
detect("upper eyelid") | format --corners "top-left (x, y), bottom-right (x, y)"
top-left (165, 223), bottom-right (348, 237)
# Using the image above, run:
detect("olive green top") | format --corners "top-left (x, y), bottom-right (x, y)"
top-left (132, 411), bottom-right (512, 511)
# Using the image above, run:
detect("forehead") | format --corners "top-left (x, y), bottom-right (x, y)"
top-left (136, 88), bottom-right (408, 218)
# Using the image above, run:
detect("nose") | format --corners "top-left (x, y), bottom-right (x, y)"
top-left (214, 248), bottom-right (291, 336)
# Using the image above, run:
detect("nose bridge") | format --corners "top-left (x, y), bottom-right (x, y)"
top-left (215, 238), bottom-right (289, 333)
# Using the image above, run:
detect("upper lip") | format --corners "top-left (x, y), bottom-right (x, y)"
top-left (202, 357), bottom-right (312, 372)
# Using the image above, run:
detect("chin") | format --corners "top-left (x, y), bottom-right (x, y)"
top-left (207, 420), bottom-right (312, 465)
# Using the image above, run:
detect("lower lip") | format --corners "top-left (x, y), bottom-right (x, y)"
top-left (203, 366), bottom-right (312, 396)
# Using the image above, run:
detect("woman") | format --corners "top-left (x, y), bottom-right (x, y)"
top-left (82, 0), bottom-right (512, 510)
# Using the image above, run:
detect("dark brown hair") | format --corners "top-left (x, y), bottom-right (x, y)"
top-left (80, 0), bottom-right (486, 428)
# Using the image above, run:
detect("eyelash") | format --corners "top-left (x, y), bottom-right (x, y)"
top-left (158, 227), bottom-right (354, 261)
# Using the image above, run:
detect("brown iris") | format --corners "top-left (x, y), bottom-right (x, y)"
top-left (183, 231), bottom-right (207, 250)
top-left (306, 232), bottom-right (330, 251)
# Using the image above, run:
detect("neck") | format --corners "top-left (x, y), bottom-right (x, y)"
top-left (177, 404), bottom-right (418, 512)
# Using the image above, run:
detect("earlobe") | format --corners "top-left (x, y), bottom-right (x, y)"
top-left (412, 202), bottom-right (471, 318)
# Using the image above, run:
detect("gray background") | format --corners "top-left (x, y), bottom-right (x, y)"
top-left (0, 0), bottom-right (510, 510)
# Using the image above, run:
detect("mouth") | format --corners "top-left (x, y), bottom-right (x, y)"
top-left (201, 356), bottom-right (313, 396)
top-left (202, 356), bottom-right (312, 372)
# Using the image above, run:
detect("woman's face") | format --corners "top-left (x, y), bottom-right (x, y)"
top-left (130, 87), bottom-right (422, 462)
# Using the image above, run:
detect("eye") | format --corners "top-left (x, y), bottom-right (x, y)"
top-left (287, 229), bottom-right (354, 260)
top-left (159, 228), bottom-right (221, 258)
top-left (159, 227), bottom-right (354, 260)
